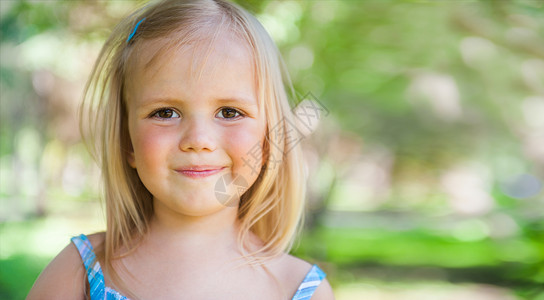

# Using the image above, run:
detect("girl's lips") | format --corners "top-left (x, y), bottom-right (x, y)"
top-left (176, 166), bottom-right (225, 178)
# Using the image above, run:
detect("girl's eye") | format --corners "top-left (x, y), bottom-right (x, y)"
top-left (151, 108), bottom-right (180, 119)
top-left (216, 107), bottom-right (243, 119)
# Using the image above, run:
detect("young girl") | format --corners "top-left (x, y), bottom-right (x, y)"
top-left (28, 0), bottom-right (334, 299)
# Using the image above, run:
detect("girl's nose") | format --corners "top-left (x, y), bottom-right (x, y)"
top-left (178, 117), bottom-right (216, 152)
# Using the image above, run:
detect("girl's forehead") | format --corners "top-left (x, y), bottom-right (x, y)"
top-left (129, 32), bottom-right (254, 81)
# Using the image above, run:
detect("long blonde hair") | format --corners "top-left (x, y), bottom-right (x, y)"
top-left (80, 0), bottom-right (306, 290)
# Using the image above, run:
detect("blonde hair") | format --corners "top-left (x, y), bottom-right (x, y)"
top-left (80, 0), bottom-right (306, 291)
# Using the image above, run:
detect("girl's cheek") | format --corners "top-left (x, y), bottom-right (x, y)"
top-left (133, 125), bottom-right (172, 161)
top-left (224, 124), bottom-right (266, 169)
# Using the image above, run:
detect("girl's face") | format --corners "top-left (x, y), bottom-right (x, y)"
top-left (126, 35), bottom-right (266, 217)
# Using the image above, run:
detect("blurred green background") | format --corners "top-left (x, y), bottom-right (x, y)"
top-left (1, 0), bottom-right (544, 299)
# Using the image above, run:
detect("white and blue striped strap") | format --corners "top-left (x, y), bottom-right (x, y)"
top-left (291, 264), bottom-right (327, 300)
top-left (71, 234), bottom-right (107, 300)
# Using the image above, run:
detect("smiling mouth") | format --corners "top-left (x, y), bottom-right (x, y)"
top-left (176, 166), bottom-right (226, 178)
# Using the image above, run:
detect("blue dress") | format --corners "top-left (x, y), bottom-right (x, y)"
top-left (72, 234), bottom-right (326, 300)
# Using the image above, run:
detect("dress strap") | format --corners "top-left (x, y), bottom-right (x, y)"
top-left (291, 264), bottom-right (327, 300)
top-left (71, 234), bottom-right (106, 300)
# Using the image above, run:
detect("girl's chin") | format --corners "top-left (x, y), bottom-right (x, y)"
top-left (154, 195), bottom-right (239, 217)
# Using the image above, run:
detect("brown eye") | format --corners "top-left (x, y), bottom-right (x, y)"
top-left (152, 108), bottom-right (179, 119)
top-left (217, 108), bottom-right (241, 119)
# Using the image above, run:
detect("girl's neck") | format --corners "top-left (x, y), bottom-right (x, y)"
top-left (144, 201), bottom-right (242, 257)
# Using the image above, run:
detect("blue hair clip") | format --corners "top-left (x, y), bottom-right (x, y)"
top-left (126, 17), bottom-right (146, 43)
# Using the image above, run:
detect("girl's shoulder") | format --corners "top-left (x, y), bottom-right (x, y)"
top-left (86, 231), bottom-right (106, 247)
top-left (269, 254), bottom-right (335, 300)
top-left (26, 233), bottom-right (106, 300)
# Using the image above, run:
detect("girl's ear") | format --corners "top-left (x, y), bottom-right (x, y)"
top-left (124, 135), bottom-right (136, 168)
top-left (122, 110), bottom-right (136, 168)
top-left (127, 151), bottom-right (136, 168)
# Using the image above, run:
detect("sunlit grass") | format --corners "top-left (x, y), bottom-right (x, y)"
top-left (295, 226), bottom-right (541, 268)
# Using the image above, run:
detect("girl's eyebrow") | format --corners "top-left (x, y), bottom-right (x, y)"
top-left (139, 97), bottom-right (181, 108)
top-left (214, 97), bottom-right (258, 106)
